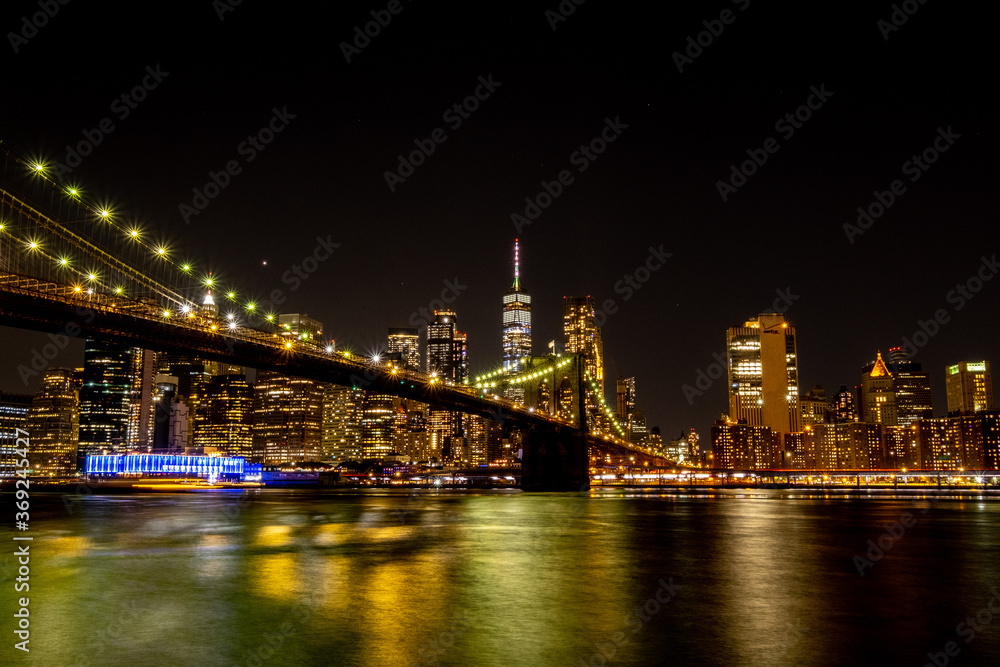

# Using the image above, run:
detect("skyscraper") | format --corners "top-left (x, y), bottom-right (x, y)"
top-left (502, 239), bottom-right (532, 387)
top-left (725, 313), bottom-right (800, 435)
top-left (426, 310), bottom-right (466, 381)
top-left (79, 341), bottom-right (156, 467)
top-left (1, 391), bottom-right (33, 478)
top-left (252, 372), bottom-right (323, 464)
top-left (27, 367), bottom-right (79, 476)
top-left (322, 384), bottom-right (364, 461)
top-left (564, 296), bottom-right (605, 429)
top-left (388, 327), bottom-right (420, 371)
top-left (360, 392), bottom-right (395, 459)
top-left (195, 374), bottom-right (253, 458)
top-left (887, 347), bottom-right (933, 427)
top-left (860, 352), bottom-right (898, 425)
top-left (946, 360), bottom-right (994, 414)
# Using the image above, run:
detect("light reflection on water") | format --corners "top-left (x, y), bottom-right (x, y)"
top-left (7, 488), bottom-right (1000, 666)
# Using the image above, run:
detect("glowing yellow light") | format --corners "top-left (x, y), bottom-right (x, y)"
top-left (227, 292), bottom-right (235, 299)
top-left (156, 247), bottom-right (167, 256)
top-left (58, 258), bottom-right (69, 266)
top-left (99, 210), bottom-right (110, 218)
top-left (73, 286), bottom-right (82, 293)
top-left (265, 314), bottom-right (273, 321)
top-left (28, 241), bottom-right (39, 250)
top-left (128, 229), bottom-right (139, 238)
top-left (32, 164), bottom-right (44, 172)
top-left (67, 187), bottom-right (79, 197)
top-left (87, 273), bottom-right (96, 281)
top-left (204, 277), bottom-right (214, 287)
top-left (246, 303), bottom-right (256, 311)
top-left (181, 264), bottom-right (191, 271)
top-left (115, 287), bottom-right (122, 294)
top-left (162, 310), bottom-right (171, 317)
top-left (285, 342), bottom-right (292, 349)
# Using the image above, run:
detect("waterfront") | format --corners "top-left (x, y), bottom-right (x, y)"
top-left (5, 489), bottom-right (1000, 666)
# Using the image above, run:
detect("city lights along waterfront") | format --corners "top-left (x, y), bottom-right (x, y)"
top-left (9, 489), bottom-right (1000, 666)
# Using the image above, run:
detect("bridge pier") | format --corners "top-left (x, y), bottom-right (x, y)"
top-left (520, 430), bottom-right (589, 492)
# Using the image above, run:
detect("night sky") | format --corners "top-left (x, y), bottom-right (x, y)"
top-left (1, 1), bottom-right (996, 440)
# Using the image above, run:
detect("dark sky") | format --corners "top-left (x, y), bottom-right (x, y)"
top-left (1, 1), bottom-right (996, 439)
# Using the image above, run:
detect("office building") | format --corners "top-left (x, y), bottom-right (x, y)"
top-left (946, 361), bottom-right (994, 415)
top-left (1, 392), bottom-right (33, 478)
top-left (26, 367), bottom-right (79, 476)
top-left (194, 374), bottom-right (253, 457)
top-left (252, 371), bottom-right (323, 464)
top-left (321, 384), bottom-right (364, 461)
top-left (888, 347), bottom-right (933, 427)
top-left (388, 327), bottom-right (420, 371)
top-left (799, 385), bottom-right (828, 426)
top-left (726, 313), bottom-right (800, 435)
top-left (502, 239), bottom-right (532, 399)
top-left (564, 296), bottom-right (605, 429)
top-left (79, 341), bottom-right (156, 467)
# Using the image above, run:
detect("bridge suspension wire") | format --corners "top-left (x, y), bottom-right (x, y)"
top-left (0, 147), bottom-right (285, 326)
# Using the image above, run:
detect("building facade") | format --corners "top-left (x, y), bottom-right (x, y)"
top-left (726, 313), bottom-right (800, 436)
top-left (946, 361), bottom-right (994, 415)
top-left (26, 367), bottom-right (79, 476)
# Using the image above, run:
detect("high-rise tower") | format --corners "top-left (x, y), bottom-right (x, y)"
top-left (502, 239), bottom-right (532, 376)
top-left (946, 360), bottom-right (994, 415)
top-left (726, 313), bottom-right (800, 435)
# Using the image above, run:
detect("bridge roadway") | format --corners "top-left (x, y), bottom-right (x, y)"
top-left (0, 272), bottom-right (591, 432)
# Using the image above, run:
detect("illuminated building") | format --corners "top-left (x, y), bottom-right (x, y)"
top-left (194, 375), bottom-right (253, 458)
top-left (917, 412), bottom-right (998, 470)
top-left (426, 310), bottom-right (466, 381)
top-left (563, 296), bottom-right (605, 429)
top-left (711, 418), bottom-right (776, 469)
top-left (322, 384), bottom-right (363, 461)
top-left (252, 371), bottom-right (323, 464)
top-left (85, 453), bottom-right (248, 480)
top-left (617, 377), bottom-right (640, 441)
top-left (360, 392), bottom-right (395, 459)
top-left (630, 408), bottom-right (647, 444)
top-left (799, 385), bottom-right (828, 426)
top-left (426, 310), bottom-right (468, 460)
top-left (860, 352), bottom-right (897, 426)
top-left (832, 385), bottom-right (858, 423)
top-left (502, 239), bottom-right (532, 400)
top-left (0, 392), bottom-right (32, 478)
top-left (26, 368), bottom-right (79, 476)
top-left (946, 360), bottom-right (994, 415)
top-left (726, 313), bottom-right (800, 436)
top-left (278, 313), bottom-right (324, 347)
top-left (803, 422), bottom-right (885, 470)
top-left (888, 347), bottom-right (933, 427)
top-left (388, 327), bottom-right (420, 371)
top-left (79, 341), bottom-right (156, 467)
top-left (883, 425), bottom-right (920, 469)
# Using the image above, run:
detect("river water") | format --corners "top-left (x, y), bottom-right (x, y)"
top-left (5, 488), bottom-right (1000, 666)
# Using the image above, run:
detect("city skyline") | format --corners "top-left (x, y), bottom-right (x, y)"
top-left (1, 1), bottom-right (996, 442)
